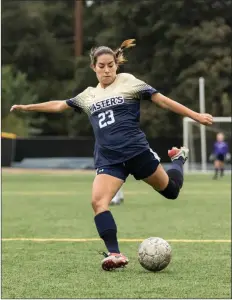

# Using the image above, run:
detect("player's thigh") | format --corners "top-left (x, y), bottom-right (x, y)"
top-left (92, 163), bottom-right (128, 210)
top-left (92, 174), bottom-right (124, 202)
top-left (215, 155), bottom-right (224, 168)
top-left (127, 149), bottom-right (160, 181)
top-left (127, 148), bottom-right (167, 191)
top-left (218, 161), bottom-right (224, 168)
top-left (92, 174), bottom-right (124, 212)
top-left (214, 160), bottom-right (220, 168)
top-left (143, 164), bottom-right (169, 191)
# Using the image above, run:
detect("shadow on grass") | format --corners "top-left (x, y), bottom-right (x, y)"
top-left (134, 268), bottom-right (173, 275)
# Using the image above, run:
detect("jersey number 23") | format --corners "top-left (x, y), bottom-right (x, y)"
top-left (98, 110), bottom-right (115, 128)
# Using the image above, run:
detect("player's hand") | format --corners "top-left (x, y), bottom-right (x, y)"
top-left (196, 113), bottom-right (213, 126)
top-left (209, 154), bottom-right (215, 162)
top-left (10, 105), bottom-right (27, 112)
top-left (226, 153), bottom-right (231, 162)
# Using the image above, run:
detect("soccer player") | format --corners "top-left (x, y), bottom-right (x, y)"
top-left (210, 132), bottom-right (230, 179)
top-left (10, 39), bottom-right (213, 271)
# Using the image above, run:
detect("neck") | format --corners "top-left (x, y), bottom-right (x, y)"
top-left (100, 75), bottom-right (117, 89)
top-left (100, 83), bottom-right (109, 89)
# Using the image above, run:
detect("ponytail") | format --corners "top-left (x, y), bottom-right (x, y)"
top-left (90, 38), bottom-right (136, 66)
top-left (114, 39), bottom-right (136, 65)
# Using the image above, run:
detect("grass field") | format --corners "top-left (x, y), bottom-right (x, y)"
top-left (2, 170), bottom-right (231, 299)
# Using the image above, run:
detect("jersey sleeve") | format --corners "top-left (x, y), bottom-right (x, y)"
top-left (213, 142), bottom-right (217, 154)
top-left (66, 87), bottom-right (91, 110)
top-left (123, 73), bottom-right (158, 101)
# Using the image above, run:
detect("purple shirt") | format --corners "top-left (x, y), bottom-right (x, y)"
top-left (213, 141), bottom-right (229, 155)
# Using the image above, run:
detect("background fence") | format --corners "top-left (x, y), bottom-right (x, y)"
top-left (2, 136), bottom-right (183, 168)
top-left (2, 135), bottom-right (231, 171)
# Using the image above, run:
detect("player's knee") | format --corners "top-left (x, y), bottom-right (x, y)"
top-left (91, 195), bottom-right (109, 213)
top-left (159, 189), bottom-right (179, 200)
top-left (166, 189), bottom-right (179, 199)
top-left (158, 179), bottom-right (180, 200)
top-left (91, 196), bottom-right (102, 211)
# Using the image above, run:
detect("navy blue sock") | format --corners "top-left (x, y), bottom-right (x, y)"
top-left (94, 211), bottom-right (120, 254)
top-left (167, 158), bottom-right (184, 188)
top-left (159, 158), bottom-right (184, 200)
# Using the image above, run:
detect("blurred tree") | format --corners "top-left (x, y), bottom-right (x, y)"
top-left (2, 0), bottom-right (75, 136)
top-left (1, 65), bottom-right (38, 136)
top-left (2, 0), bottom-right (231, 137)
top-left (88, 0), bottom-right (232, 137)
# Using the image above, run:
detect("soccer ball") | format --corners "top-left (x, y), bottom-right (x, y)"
top-left (138, 237), bottom-right (172, 272)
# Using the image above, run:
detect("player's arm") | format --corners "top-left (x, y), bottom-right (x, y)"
top-left (10, 100), bottom-right (70, 113)
top-left (151, 93), bottom-right (213, 126)
top-left (209, 143), bottom-right (216, 161)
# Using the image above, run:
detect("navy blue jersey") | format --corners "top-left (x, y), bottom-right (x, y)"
top-left (66, 73), bottom-right (158, 167)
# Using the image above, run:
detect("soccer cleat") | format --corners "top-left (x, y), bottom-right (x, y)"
top-left (110, 197), bottom-right (124, 205)
top-left (168, 146), bottom-right (189, 163)
top-left (110, 189), bottom-right (124, 206)
top-left (101, 252), bottom-right (129, 271)
top-left (110, 200), bottom-right (121, 205)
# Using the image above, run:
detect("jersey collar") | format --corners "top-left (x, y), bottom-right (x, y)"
top-left (96, 75), bottom-right (118, 90)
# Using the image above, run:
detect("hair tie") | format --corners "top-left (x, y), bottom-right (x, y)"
top-left (116, 47), bottom-right (123, 57)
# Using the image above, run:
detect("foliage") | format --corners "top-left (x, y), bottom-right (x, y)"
top-left (1, 65), bottom-right (38, 136)
top-left (2, 114), bottom-right (30, 137)
top-left (2, 0), bottom-right (231, 137)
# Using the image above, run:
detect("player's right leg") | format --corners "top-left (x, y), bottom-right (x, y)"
top-left (143, 147), bottom-right (189, 199)
top-left (218, 156), bottom-right (225, 177)
top-left (92, 167), bottom-right (129, 271)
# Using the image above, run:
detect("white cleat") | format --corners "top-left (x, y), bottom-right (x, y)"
top-left (110, 197), bottom-right (124, 205)
top-left (168, 146), bottom-right (189, 163)
top-left (110, 188), bottom-right (124, 205)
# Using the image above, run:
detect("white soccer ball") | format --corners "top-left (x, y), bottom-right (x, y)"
top-left (138, 237), bottom-right (172, 272)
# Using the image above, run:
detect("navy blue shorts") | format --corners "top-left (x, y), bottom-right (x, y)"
top-left (96, 149), bottom-right (160, 181)
top-left (216, 154), bottom-right (225, 162)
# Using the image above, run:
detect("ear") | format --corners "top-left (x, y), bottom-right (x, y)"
top-left (90, 64), bottom-right (96, 72)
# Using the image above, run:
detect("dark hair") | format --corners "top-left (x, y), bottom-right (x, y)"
top-left (90, 39), bottom-right (136, 66)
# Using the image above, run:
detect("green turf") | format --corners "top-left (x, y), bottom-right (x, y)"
top-left (2, 172), bottom-right (231, 299)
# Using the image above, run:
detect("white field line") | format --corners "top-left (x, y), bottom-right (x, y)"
top-left (1, 238), bottom-right (231, 243)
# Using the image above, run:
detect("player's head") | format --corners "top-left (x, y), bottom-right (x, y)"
top-left (216, 132), bottom-right (224, 142)
top-left (90, 39), bottom-right (136, 87)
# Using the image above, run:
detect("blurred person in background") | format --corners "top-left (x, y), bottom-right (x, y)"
top-left (110, 187), bottom-right (124, 205)
top-left (10, 39), bottom-right (213, 271)
top-left (210, 132), bottom-right (230, 179)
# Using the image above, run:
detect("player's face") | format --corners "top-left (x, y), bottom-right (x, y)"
top-left (217, 133), bottom-right (224, 142)
top-left (94, 54), bottom-right (118, 87)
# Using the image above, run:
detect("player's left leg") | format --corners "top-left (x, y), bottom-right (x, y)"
top-left (143, 147), bottom-right (188, 199)
top-left (219, 161), bottom-right (225, 177)
top-left (128, 147), bottom-right (188, 200)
